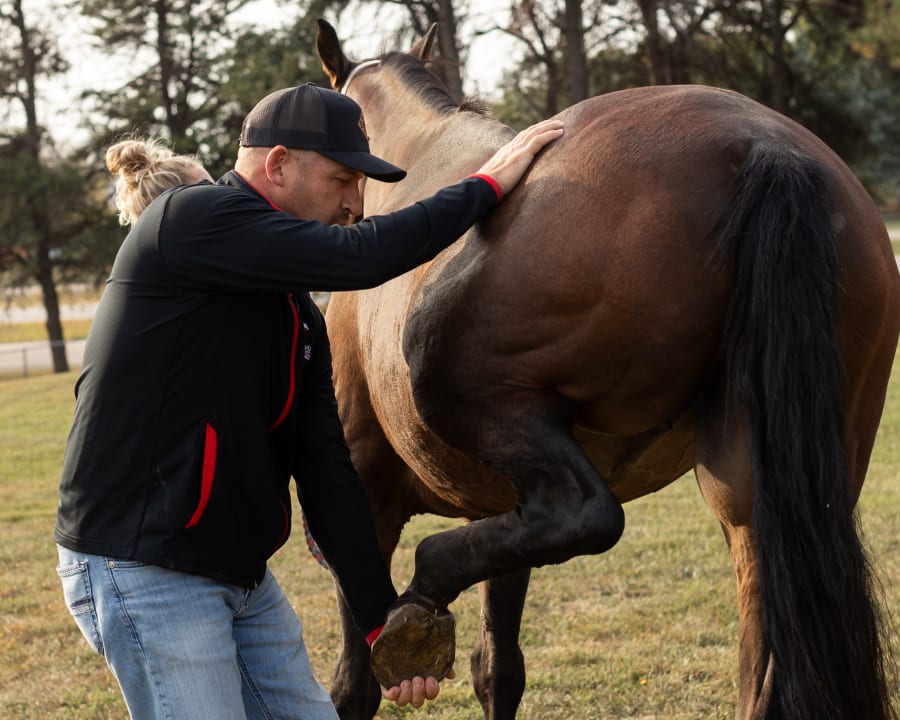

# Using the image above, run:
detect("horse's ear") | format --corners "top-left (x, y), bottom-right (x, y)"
top-left (409, 23), bottom-right (438, 62)
top-left (316, 18), bottom-right (353, 90)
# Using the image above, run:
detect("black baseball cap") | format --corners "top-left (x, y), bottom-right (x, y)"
top-left (239, 83), bottom-right (406, 183)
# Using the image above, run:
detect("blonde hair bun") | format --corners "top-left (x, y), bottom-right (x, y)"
top-left (106, 138), bottom-right (175, 177)
top-left (106, 136), bottom-right (207, 226)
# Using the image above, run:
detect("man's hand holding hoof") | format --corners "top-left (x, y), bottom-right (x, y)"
top-left (369, 597), bottom-right (457, 707)
top-left (380, 668), bottom-right (458, 708)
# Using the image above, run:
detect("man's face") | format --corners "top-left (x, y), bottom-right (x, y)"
top-left (278, 150), bottom-right (364, 226)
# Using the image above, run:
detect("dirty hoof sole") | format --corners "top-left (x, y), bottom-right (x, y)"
top-left (370, 603), bottom-right (455, 688)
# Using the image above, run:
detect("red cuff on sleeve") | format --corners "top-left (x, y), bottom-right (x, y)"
top-left (366, 625), bottom-right (384, 647)
top-left (467, 173), bottom-right (503, 202)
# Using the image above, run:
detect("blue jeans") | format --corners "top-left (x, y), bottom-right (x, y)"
top-left (56, 545), bottom-right (338, 720)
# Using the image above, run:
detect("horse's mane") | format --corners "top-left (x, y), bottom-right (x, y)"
top-left (380, 51), bottom-right (489, 117)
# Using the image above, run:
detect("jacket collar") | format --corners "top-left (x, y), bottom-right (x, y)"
top-left (218, 170), bottom-right (283, 211)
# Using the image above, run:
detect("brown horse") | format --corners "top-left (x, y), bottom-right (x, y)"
top-left (314, 19), bottom-right (899, 720)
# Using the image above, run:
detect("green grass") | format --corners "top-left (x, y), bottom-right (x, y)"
top-left (0, 319), bottom-right (93, 344)
top-left (1, 352), bottom-right (898, 718)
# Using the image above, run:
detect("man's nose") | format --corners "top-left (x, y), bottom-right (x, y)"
top-left (344, 184), bottom-right (363, 221)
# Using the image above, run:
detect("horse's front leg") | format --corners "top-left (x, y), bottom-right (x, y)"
top-left (371, 394), bottom-right (625, 683)
top-left (471, 568), bottom-right (531, 720)
top-left (326, 405), bottom-right (419, 716)
top-left (331, 584), bottom-right (382, 720)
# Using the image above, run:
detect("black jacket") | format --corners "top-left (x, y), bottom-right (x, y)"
top-left (55, 170), bottom-right (498, 634)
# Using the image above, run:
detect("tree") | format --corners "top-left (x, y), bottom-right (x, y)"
top-left (491, 0), bottom-right (889, 178)
top-left (492, 0), bottom-right (643, 122)
top-left (506, 0), bottom-right (565, 116)
top-left (78, 0), bottom-right (256, 160)
top-left (850, 0), bottom-right (900, 206)
top-left (0, 0), bottom-right (116, 372)
top-left (211, 2), bottom-right (341, 174)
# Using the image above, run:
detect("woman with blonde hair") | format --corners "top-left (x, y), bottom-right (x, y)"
top-left (105, 136), bottom-right (212, 226)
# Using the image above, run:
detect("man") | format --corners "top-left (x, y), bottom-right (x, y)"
top-left (55, 82), bottom-right (563, 719)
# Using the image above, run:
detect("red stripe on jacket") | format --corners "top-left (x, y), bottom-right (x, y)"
top-left (185, 422), bottom-right (217, 528)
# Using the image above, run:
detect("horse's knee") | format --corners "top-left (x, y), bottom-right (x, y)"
top-left (523, 491), bottom-right (625, 566)
top-left (583, 492), bottom-right (626, 552)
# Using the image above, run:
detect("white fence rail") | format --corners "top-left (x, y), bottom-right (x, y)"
top-left (0, 339), bottom-right (87, 378)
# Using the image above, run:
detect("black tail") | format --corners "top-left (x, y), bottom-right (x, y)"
top-left (716, 145), bottom-right (896, 720)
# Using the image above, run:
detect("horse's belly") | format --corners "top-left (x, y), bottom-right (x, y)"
top-left (575, 408), bottom-right (697, 503)
top-left (360, 283), bottom-right (518, 518)
top-left (378, 397), bottom-right (519, 517)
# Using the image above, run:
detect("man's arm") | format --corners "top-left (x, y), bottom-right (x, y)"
top-left (291, 300), bottom-right (397, 634)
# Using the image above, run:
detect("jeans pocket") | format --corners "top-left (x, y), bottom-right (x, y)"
top-left (57, 560), bottom-right (104, 656)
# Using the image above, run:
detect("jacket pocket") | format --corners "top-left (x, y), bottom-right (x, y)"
top-left (185, 422), bottom-right (218, 528)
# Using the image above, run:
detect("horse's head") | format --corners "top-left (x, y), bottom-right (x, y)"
top-left (314, 19), bottom-right (477, 211)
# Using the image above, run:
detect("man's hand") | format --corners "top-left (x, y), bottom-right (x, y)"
top-left (475, 118), bottom-right (565, 197)
top-left (381, 668), bottom-right (457, 708)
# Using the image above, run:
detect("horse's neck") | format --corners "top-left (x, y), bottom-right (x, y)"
top-left (368, 105), bottom-right (513, 211)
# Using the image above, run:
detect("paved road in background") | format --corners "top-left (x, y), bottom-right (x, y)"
top-left (1, 298), bottom-right (96, 376)
top-left (0, 338), bottom-right (88, 377)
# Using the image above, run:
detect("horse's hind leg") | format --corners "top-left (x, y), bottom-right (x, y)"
top-left (471, 568), bottom-right (531, 720)
top-left (694, 397), bottom-right (772, 720)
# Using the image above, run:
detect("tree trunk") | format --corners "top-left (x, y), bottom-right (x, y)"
top-left (768, 0), bottom-right (789, 114)
top-left (564, 0), bottom-right (589, 104)
top-left (155, 0), bottom-right (181, 133)
top-left (435, 0), bottom-right (464, 99)
top-left (637, 0), bottom-right (667, 84)
top-left (38, 257), bottom-right (68, 373)
top-left (13, 0), bottom-right (69, 372)
top-left (544, 57), bottom-right (559, 117)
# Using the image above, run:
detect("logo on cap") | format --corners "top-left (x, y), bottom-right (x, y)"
top-left (357, 113), bottom-right (368, 141)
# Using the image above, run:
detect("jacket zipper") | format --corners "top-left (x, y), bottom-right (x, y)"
top-left (269, 292), bottom-right (299, 431)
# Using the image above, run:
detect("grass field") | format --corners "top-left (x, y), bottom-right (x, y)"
top-left (1, 350), bottom-right (898, 719)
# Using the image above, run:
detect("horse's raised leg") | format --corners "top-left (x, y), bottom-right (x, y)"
top-left (373, 394), bottom-right (625, 682)
top-left (410, 396), bottom-right (624, 604)
top-left (471, 569), bottom-right (531, 720)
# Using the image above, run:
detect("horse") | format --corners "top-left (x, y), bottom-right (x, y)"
top-left (313, 18), bottom-right (900, 720)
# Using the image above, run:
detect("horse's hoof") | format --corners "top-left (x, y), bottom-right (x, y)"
top-left (370, 602), bottom-right (456, 688)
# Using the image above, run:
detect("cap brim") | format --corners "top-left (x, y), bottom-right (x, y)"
top-left (318, 150), bottom-right (406, 183)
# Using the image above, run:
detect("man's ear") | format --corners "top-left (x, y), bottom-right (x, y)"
top-left (264, 146), bottom-right (290, 186)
